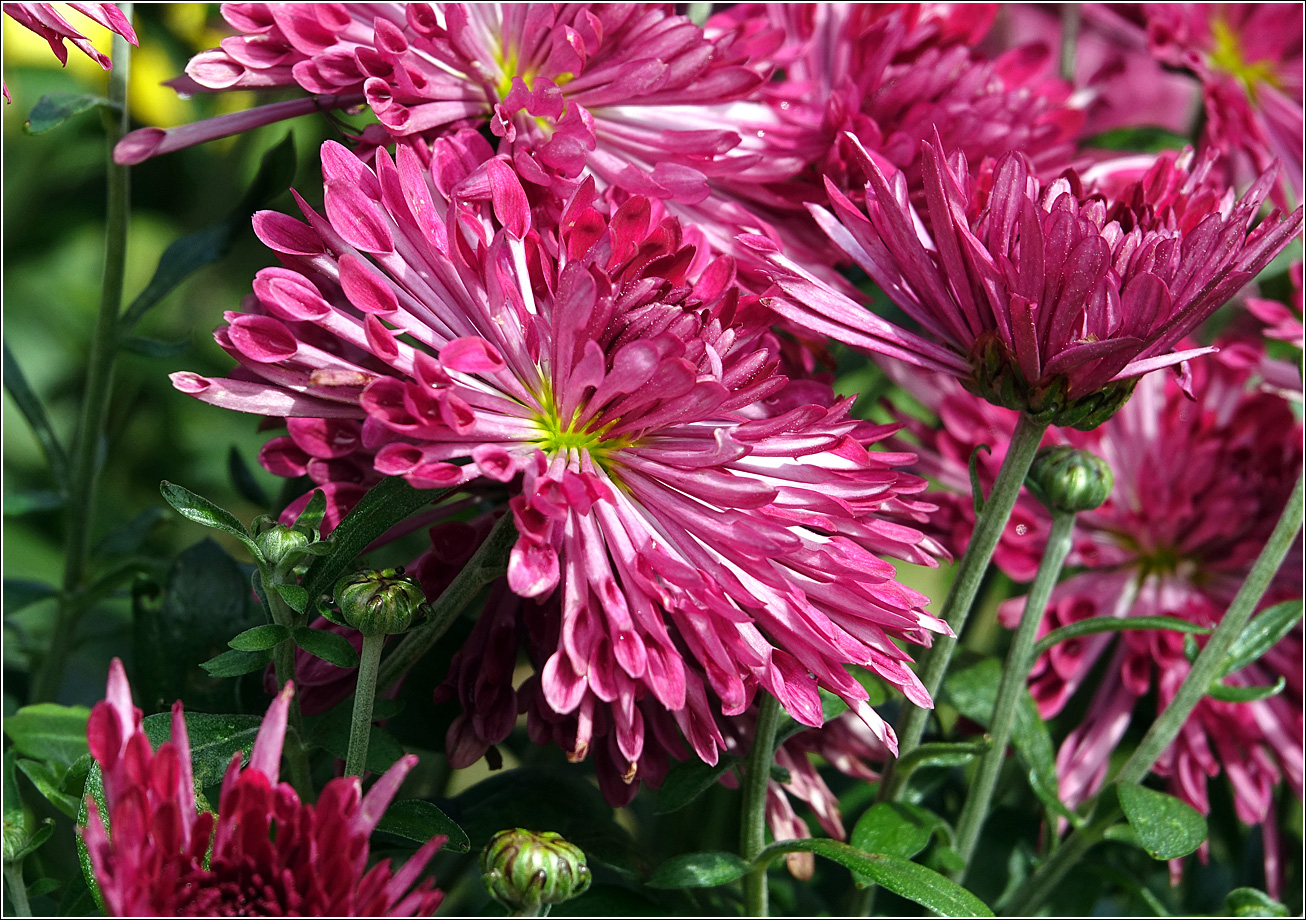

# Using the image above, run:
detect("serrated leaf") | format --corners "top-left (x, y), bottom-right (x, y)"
top-left (757, 839), bottom-right (993, 916)
top-left (23, 92), bottom-right (114, 134)
top-left (647, 851), bottom-right (749, 889)
top-left (1222, 887), bottom-right (1290, 917)
top-left (228, 624), bottom-right (290, 652)
top-left (1221, 600), bottom-right (1303, 678)
top-left (1116, 783), bottom-right (1208, 860)
top-left (275, 585), bottom-right (309, 615)
top-left (1032, 615), bottom-right (1212, 658)
top-left (200, 648), bottom-right (272, 678)
top-left (3, 342), bottom-right (69, 485)
top-left (375, 799), bottom-right (470, 853)
top-left (943, 657), bottom-right (1072, 822)
top-left (119, 134), bottom-right (296, 332)
top-left (1207, 676), bottom-right (1286, 703)
top-left (3, 579), bottom-right (58, 614)
top-left (159, 481), bottom-right (259, 556)
top-left (653, 755), bottom-right (739, 814)
top-left (292, 626), bottom-right (358, 668)
top-left (3, 704), bottom-right (90, 767)
top-left (850, 802), bottom-right (946, 887)
top-left (299, 478), bottom-right (452, 608)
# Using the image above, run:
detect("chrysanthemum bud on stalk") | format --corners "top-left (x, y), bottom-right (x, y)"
top-left (335, 567), bottom-right (431, 637)
top-left (481, 828), bottom-right (592, 916)
top-left (1025, 446), bottom-right (1114, 514)
top-left (255, 523), bottom-right (312, 567)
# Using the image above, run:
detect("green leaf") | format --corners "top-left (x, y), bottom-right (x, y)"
top-left (685, 3), bottom-right (713, 27)
top-left (1083, 126), bottom-right (1191, 153)
top-left (850, 803), bottom-right (946, 887)
top-left (309, 709), bottom-right (403, 775)
top-left (299, 477), bottom-right (453, 607)
top-left (1221, 600), bottom-right (1303, 678)
top-left (653, 755), bottom-right (739, 814)
top-left (119, 133), bottom-right (297, 332)
top-left (1116, 783), bottom-right (1208, 860)
top-left (374, 799), bottom-right (471, 853)
top-left (1032, 615), bottom-right (1212, 658)
top-left (3, 488), bottom-right (65, 516)
top-left (228, 624), bottom-right (290, 652)
top-left (119, 336), bottom-right (189, 358)
top-left (23, 92), bottom-right (114, 134)
top-left (140, 711), bottom-right (265, 788)
top-left (15, 759), bottom-right (80, 818)
top-left (294, 489), bottom-right (327, 535)
top-left (647, 851), bottom-right (749, 889)
top-left (200, 648), bottom-right (272, 678)
top-left (1207, 676), bottom-right (1286, 703)
top-left (1221, 887), bottom-right (1290, 917)
top-left (757, 839), bottom-right (993, 917)
top-left (943, 657), bottom-right (1072, 822)
top-left (292, 626), bottom-right (359, 668)
top-left (3, 751), bottom-right (21, 824)
top-left (3, 704), bottom-right (90, 768)
top-left (94, 506), bottom-right (169, 558)
top-left (3, 342), bottom-right (69, 485)
top-left (76, 766), bottom-right (106, 911)
top-left (275, 585), bottom-right (310, 615)
top-left (228, 447), bottom-right (271, 509)
top-left (27, 877), bottom-right (61, 898)
top-left (159, 481), bottom-right (260, 557)
top-left (3, 579), bottom-right (58, 614)
top-left (5, 819), bottom-right (54, 863)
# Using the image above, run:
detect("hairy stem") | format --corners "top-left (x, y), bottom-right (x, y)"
top-left (880, 412), bottom-right (1048, 797)
top-left (952, 510), bottom-right (1076, 878)
top-left (741, 693), bottom-right (783, 918)
top-left (3, 861), bottom-right (31, 917)
top-left (33, 14), bottom-right (133, 702)
top-left (345, 633), bottom-right (385, 777)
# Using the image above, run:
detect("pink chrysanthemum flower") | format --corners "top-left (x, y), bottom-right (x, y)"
top-left (765, 136), bottom-right (1304, 429)
top-left (172, 135), bottom-right (950, 777)
top-left (1246, 261), bottom-right (1303, 351)
top-left (2, 1), bottom-right (136, 100)
top-left (82, 659), bottom-right (445, 916)
top-left (1145, 3), bottom-right (1304, 206)
top-left (890, 341), bottom-right (1303, 896)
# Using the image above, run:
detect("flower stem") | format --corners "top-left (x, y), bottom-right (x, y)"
top-left (3, 861), bottom-right (31, 917)
top-left (345, 633), bottom-right (386, 777)
top-left (32, 14), bottom-right (133, 703)
top-left (951, 509), bottom-right (1076, 879)
top-left (740, 692), bottom-right (783, 918)
top-left (1003, 470), bottom-right (1303, 915)
top-left (880, 412), bottom-right (1048, 798)
top-left (378, 512), bottom-right (517, 692)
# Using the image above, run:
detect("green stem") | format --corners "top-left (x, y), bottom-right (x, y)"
top-left (345, 633), bottom-right (385, 777)
top-left (3, 861), bottom-right (31, 917)
top-left (1003, 471), bottom-right (1303, 915)
top-left (880, 412), bottom-right (1048, 799)
top-left (952, 510), bottom-right (1076, 878)
top-left (264, 562), bottom-right (314, 797)
top-left (1059, 4), bottom-right (1081, 82)
top-left (32, 14), bottom-right (133, 703)
top-left (378, 512), bottom-right (517, 692)
top-left (740, 692), bottom-right (783, 918)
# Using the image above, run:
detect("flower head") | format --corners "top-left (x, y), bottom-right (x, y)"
top-left (890, 341), bottom-right (1302, 894)
top-left (766, 137), bottom-right (1303, 428)
top-left (175, 136), bottom-right (949, 781)
top-left (82, 659), bottom-right (445, 916)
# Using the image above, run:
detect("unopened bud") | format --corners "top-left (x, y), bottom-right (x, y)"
top-left (255, 524), bottom-right (311, 566)
top-left (480, 828), bottom-right (591, 914)
top-left (333, 567), bottom-right (429, 637)
top-left (1026, 446), bottom-right (1113, 513)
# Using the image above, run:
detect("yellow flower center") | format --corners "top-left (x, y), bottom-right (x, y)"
top-left (1209, 18), bottom-right (1279, 100)
top-left (531, 381), bottom-right (631, 463)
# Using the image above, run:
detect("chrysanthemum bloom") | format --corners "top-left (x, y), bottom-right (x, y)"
top-left (891, 342), bottom-right (1302, 895)
top-left (1246, 261), bottom-right (1303, 350)
top-left (82, 659), bottom-right (445, 916)
top-left (718, 3), bottom-right (1082, 205)
top-left (765, 136), bottom-right (1304, 429)
top-left (2, 2), bottom-right (136, 100)
top-left (1145, 3), bottom-right (1304, 205)
top-left (174, 136), bottom-right (950, 784)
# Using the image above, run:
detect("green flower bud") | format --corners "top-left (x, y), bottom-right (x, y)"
top-left (255, 523), bottom-right (312, 566)
top-left (480, 828), bottom-right (591, 914)
top-left (333, 567), bottom-right (429, 637)
top-left (1026, 446), bottom-right (1114, 513)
